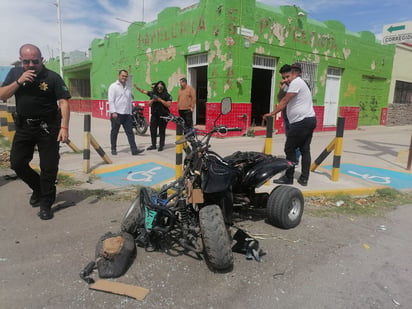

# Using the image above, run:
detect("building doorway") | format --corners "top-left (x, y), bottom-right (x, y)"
top-left (250, 55), bottom-right (276, 126)
top-left (187, 54), bottom-right (208, 125)
top-left (188, 66), bottom-right (207, 125)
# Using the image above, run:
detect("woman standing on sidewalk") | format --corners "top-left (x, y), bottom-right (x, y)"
top-left (146, 81), bottom-right (172, 152)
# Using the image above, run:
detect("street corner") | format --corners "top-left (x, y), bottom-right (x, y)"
top-left (92, 160), bottom-right (176, 188)
top-left (322, 163), bottom-right (412, 191)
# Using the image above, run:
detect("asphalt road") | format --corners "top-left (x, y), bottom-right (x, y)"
top-left (1, 177), bottom-right (411, 309)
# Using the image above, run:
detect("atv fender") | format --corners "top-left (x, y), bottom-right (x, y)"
top-left (242, 157), bottom-right (292, 188)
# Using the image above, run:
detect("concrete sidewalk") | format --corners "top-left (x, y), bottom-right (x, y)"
top-left (54, 113), bottom-right (412, 195)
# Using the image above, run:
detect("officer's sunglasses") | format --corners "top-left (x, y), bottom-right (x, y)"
top-left (22, 59), bottom-right (40, 65)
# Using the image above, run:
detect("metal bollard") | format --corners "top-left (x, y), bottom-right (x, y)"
top-left (175, 125), bottom-right (184, 178)
top-left (264, 116), bottom-right (273, 155)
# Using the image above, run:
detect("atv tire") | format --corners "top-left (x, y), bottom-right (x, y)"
top-left (121, 195), bottom-right (144, 236)
top-left (267, 185), bottom-right (304, 229)
top-left (199, 204), bottom-right (234, 271)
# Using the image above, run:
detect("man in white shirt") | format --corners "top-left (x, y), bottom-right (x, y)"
top-left (108, 70), bottom-right (144, 156)
top-left (263, 63), bottom-right (317, 186)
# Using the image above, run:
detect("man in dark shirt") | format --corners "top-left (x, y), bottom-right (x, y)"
top-left (0, 43), bottom-right (71, 220)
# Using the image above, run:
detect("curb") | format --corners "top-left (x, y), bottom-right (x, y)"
top-left (302, 186), bottom-right (386, 197)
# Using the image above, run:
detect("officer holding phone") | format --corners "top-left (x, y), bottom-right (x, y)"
top-left (0, 43), bottom-right (71, 220)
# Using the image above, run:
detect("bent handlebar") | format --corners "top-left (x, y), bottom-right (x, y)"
top-left (163, 113), bottom-right (243, 146)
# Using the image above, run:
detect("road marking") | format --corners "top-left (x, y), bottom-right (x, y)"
top-left (95, 162), bottom-right (175, 187)
top-left (322, 163), bottom-right (412, 190)
top-left (126, 167), bottom-right (162, 182)
top-left (347, 171), bottom-right (391, 184)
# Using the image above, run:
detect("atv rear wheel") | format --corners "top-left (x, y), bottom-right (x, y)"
top-left (199, 205), bottom-right (234, 271)
top-left (266, 185), bottom-right (304, 229)
top-left (121, 195), bottom-right (144, 236)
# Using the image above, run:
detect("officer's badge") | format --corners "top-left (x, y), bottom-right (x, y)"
top-left (39, 82), bottom-right (48, 91)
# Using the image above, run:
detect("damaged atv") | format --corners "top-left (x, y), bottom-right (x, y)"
top-left (121, 97), bottom-right (304, 271)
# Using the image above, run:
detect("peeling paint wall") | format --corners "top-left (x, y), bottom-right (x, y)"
top-left (253, 4), bottom-right (394, 125)
top-left (84, 0), bottom-right (394, 126)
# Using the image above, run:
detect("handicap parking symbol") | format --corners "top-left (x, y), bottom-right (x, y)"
top-left (97, 162), bottom-right (175, 187)
top-left (323, 163), bottom-right (412, 190)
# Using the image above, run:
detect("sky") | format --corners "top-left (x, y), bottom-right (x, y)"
top-left (0, 0), bottom-right (411, 66)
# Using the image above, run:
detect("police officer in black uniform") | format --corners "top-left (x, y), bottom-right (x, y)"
top-left (0, 44), bottom-right (71, 220)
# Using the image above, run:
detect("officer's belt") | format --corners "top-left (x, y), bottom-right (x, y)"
top-left (23, 118), bottom-right (43, 125)
top-left (20, 112), bottom-right (58, 126)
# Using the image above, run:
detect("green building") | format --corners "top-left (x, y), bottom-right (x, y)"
top-left (62, 0), bottom-right (395, 134)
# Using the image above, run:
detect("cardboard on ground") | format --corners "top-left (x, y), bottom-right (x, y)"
top-left (89, 280), bottom-right (149, 301)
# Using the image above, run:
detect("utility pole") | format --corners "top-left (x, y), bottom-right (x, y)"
top-left (142, 0), bottom-right (145, 22)
top-left (55, 0), bottom-right (64, 78)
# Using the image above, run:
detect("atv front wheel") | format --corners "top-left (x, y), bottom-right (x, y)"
top-left (266, 185), bottom-right (304, 229)
top-left (199, 204), bottom-right (234, 271)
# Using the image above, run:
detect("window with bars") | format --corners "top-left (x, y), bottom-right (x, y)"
top-left (253, 55), bottom-right (276, 69)
top-left (394, 80), bottom-right (412, 104)
top-left (296, 62), bottom-right (318, 95)
top-left (187, 53), bottom-right (208, 67)
top-left (327, 67), bottom-right (342, 77)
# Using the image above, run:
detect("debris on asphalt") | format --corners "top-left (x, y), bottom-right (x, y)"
top-left (378, 225), bottom-right (387, 231)
top-left (336, 200), bottom-right (345, 207)
top-left (272, 272), bottom-right (285, 279)
top-left (232, 228), bottom-right (266, 262)
top-left (89, 279), bottom-right (149, 301)
top-left (249, 232), bottom-right (301, 243)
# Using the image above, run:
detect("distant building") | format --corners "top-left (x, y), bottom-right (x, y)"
top-left (64, 50), bottom-right (90, 66)
top-left (385, 43), bottom-right (412, 126)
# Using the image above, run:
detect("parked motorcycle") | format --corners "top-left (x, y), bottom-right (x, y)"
top-left (121, 97), bottom-right (304, 271)
top-left (132, 103), bottom-right (148, 135)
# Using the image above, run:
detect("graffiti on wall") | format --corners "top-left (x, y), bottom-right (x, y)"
top-left (358, 76), bottom-right (387, 125)
top-left (359, 96), bottom-right (380, 122)
top-left (137, 16), bottom-right (206, 46)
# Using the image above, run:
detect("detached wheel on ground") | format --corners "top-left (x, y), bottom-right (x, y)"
top-left (266, 185), bottom-right (304, 229)
top-left (121, 195), bottom-right (144, 237)
top-left (199, 204), bottom-right (234, 271)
